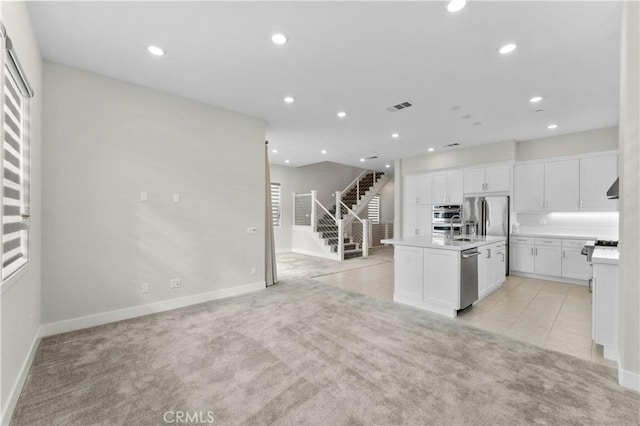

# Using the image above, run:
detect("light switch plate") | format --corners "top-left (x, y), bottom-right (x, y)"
top-left (140, 192), bottom-right (149, 202)
top-left (246, 227), bottom-right (257, 235)
top-left (172, 193), bottom-right (180, 203)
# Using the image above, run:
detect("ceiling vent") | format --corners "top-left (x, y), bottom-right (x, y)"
top-left (444, 142), bottom-right (460, 148)
top-left (365, 156), bottom-right (379, 160)
top-left (386, 101), bottom-right (413, 112)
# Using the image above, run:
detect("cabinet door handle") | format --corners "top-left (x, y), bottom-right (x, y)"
top-left (562, 250), bottom-right (566, 258)
top-left (530, 248), bottom-right (534, 256)
top-left (487, 249), bottom-right (491, 259)
top-left (416, 197), bottom-right (420, 204)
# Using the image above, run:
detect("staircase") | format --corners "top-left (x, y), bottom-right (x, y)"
top-left (315, 170), bottom-right (390, 260)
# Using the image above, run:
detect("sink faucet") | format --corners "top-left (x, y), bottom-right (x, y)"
top-left (450, 214), bottom-right (461, 239)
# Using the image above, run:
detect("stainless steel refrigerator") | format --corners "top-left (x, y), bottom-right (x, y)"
top-left (462, 196), bottom-right (510, 274)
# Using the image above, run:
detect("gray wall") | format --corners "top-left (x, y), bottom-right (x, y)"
top-left (41, 62), bottom-right (266, 323)
top-left (618, 1), bottom-right (639, 388)
top-left (516, 126), bottom-right (618, 161)
top-left (270, 162), bottom-right (366, 252)
top-left (0, 1), bottom-right (43, 420)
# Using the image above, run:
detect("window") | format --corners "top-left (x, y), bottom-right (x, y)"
top-left (368, 195), bottom-right (380, 224)
top-left (270, 182), bottom-right (281, 227)
top-left (2, 29), bottom-right (33, 281)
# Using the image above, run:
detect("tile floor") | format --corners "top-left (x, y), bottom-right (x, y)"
top-left (280, 247), bottom-right (615, 367)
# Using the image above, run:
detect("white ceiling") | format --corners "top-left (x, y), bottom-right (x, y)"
top-left (27, 1), bottom-right (621, 171)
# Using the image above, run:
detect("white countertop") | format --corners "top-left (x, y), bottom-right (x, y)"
top-left (381, 235), bottom-right (506, 251)
top-left (592, 247), bottom-right (620, 265)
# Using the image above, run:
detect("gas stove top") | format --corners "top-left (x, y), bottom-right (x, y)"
top-left (595, 239), bottom-right (618, 247)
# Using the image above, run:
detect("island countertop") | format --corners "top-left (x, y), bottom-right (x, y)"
top-left (381, 235), bottom-right (506, 251)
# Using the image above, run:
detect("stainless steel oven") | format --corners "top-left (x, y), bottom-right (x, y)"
top-left (432, 205), bottom-right (462, 236)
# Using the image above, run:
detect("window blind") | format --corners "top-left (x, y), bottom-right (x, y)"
top-left (271, 182), bottom-right (281, 227)
top-left (2, 29), bottom-right (32, 281)
top-left (368, 195), bottom-right (380, 224)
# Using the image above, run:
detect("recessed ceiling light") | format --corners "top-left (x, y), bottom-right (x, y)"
top-left (447, 0), bottom-right (468, 13)
top-left (499, 43), bottom-right (517, 54)
top-left (529, 96), bottom-right (543, 103)
top-left (285, 159), bottom-right (290, 163)
top-left (359, 158), bottom-right (365, 162)
top-left (283, 96), bottom-right (295, 103)
top-left (271, 33), bottom-right (288, 45)
top-left (391, 133), bottom-right (400, 139)
top-left (547, 124), bottom-right (558, 129)
top-left (428, 147), bottom-right (435, 152)
top-left (337, 111), bottom-right (347, 118)
top-left (272, 149), bottom-right (278, 154)
top-left (147, 45), bottom-right (165, 56)
top-left (473, 121), bottom-right (483, 126)
top-left (385, 164), bottom-right (391, 168)
top-left (321, 150), bottom-right (327, 154)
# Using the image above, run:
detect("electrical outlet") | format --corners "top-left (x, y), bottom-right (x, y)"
top-left (250, 267), bottom-right (257, 275)
top-left (140, 192), bottom-right (149, 202)
top-left (172, 193), bottom-right (180, 203)
top-left (170, 278), bottom-right (182, 289)
top-left (141, 282), bottom-right (150, 294)
top-left (539, 218), bottom-right (547, 225)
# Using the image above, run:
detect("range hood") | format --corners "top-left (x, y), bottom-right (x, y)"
top-left (607, 177), bottom-right (619, 199)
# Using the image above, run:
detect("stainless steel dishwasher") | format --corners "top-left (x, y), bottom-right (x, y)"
top-left (460, 248), bottom-right (480, 310)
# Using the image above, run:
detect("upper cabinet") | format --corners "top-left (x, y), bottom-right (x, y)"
top-left (464, 164), bottom-right (510, 194)
top-left (432, 171), bottom-right (463, 205)
top-left (544, 159), bottom-right (580, 211)
top-left (514, 163), bottom-right (544, 211)
top-left (514, 154), bottom-right (619, 212)
top-left (403, 174), bottom-right (432, 206)
top-left (580, 155), bottom-right (618, 211)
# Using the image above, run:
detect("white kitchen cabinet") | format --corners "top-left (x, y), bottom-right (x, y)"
top-left (464, 168), bottom-right (485, 194)
top-left (394, 246), bottom-right (424, 301)
top-left (544, 159), bottom-right (580, 211)
top-left (432, 171), bottom-right (463, 205)
top-left (403, 205), bottom-right (432, 237)
top-left (580, 155), bottom-right (618, 211)
top-left (485, 165), bottom-right (511, 193)
top-left (493, 243), bottom-right (507, 287)
top-left (478, 242), bottom-right (506, 299)
top-left (464, 164), bottom-right (511, 194)
top-left (423, 248), bottom-right (458, 309)
top-left (403, 175), bottom-right (419, 206)
top-left (562, 239), bottom-right (591, 280)
top-left (402, 205), bottom-right (418, 237)
top-left (534, 238), bottom-right (562, 276)
top-left (511, 238), bottom-right (535, 273)
top-left (417, 174), bottom-right (432, 206)
top-left (514, 163), bottom-right (544, 211)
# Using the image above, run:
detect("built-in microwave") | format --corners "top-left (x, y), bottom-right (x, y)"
top-left (432, 205), bottom-right (462, 223)
top-left (432, 205), bottom-right (463, 236)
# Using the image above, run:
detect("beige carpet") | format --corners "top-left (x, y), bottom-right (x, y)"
top-left (11, 278), bottom-right (640, 425)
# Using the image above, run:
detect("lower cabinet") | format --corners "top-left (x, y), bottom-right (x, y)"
top-left (478, 242), bottom-right (506, 300)
top-left (562, 239), bottom-right (592, 280)
top-left (394, 245), bottom-right (424, 300)
top-left (423, 248), bottom-right (458, 309)
top-left (511, 236), bottom-right (590, 282)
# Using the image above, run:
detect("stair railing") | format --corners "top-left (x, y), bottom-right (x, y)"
top-left (339, 200), bottom-right (369, 258)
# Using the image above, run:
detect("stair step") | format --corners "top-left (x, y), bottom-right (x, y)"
top-left (344, 249), bottom-right (363, 259)
top-left (344, 243), bottom-right (358, 250)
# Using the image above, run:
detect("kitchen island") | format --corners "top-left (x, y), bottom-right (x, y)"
top-left (382, 235), bottom-right (507, 318)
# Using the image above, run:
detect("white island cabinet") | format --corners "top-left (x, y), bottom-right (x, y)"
top-left (383, 236), bottom-right (506, 318)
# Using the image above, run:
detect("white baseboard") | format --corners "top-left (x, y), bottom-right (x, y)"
top-left (40, 281), bottom-right (265, 337)
top-left (1, 326), bottom-right (42, 426)
top-left (619, 367), bottom-right (640, 392)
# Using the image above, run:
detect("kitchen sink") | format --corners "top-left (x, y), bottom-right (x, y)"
top-left (454, 238), bottom-right (474, 242)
